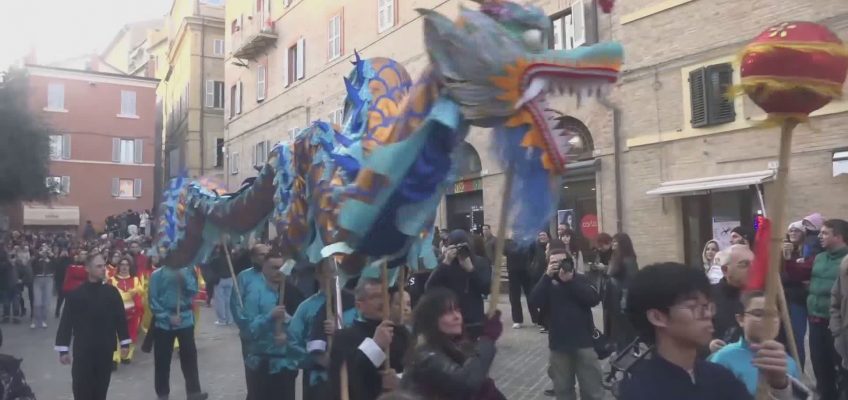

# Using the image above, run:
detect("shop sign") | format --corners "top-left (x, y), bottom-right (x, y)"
top-left (449, 178), bottom-right (482, 194)
top-left (580, 214), bottom-right (599, 240)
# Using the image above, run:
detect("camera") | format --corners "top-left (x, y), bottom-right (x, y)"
top-left (558, 257), bottom-right (575, 273)
top-left (456, 243), bottom-right (471, 259)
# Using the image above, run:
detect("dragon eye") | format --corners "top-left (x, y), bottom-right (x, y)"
top-left (522, 29), bottom-right (544, 50)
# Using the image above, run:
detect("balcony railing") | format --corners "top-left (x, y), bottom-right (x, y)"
top-left (232, 13), bottom-right (277, 60)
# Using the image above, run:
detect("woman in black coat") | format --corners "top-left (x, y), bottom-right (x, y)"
top-left (402, 288), bottom-right (505, 400)
top-left (603, 233), bottom-right (639, 351)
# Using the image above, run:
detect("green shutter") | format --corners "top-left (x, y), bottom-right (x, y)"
top-left (689, 68), bottom-right (708, 128)
top-left (707, 63), bottom-right (736, 125)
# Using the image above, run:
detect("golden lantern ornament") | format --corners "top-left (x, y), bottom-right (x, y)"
top-left (735, 21), bottom-right (848, 124)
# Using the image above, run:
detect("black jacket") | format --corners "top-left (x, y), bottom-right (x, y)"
top-left (503, 240), bottom-right (532, 272)
top-left (328, 319), bottom-right (410, 400)
top-left (711, 278), bottom-right (743, 343)
top-left (529, 274), bottom-right (600, 352)
top-left (425, 256), bottom-right (491, 332)
top-left (619, 354), bottom-right (751, 400)
top-left (402, 339), bottom-right (501, 400)
top-left (55, 281), bottom-right (130, 356)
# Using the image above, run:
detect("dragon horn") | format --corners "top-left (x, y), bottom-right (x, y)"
top-left (351, 49), bottom-right (361, 66)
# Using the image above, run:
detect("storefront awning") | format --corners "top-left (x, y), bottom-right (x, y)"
top-left (23, 205), bottom-right (80, 226)
top-left (646, 170), bottom-right (775, 197)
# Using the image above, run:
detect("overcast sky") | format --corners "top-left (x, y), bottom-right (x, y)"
top-left (0, 0), bottom-right (172, 69)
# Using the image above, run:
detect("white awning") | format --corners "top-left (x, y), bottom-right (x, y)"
top-left (23, 205), bottom-right (80, 226)
top-left (646, 170), bottom-right (775, 197)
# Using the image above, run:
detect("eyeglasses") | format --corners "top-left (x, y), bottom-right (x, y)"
top-left (672, 302), bottom-right (716, 319)
top-left (743, 309), bottom-right (778, 319)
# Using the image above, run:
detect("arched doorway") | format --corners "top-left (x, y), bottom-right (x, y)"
top-left (446, 142), bottom-right (485, 233)
top-left (553, 116), bottom-right (601, 246)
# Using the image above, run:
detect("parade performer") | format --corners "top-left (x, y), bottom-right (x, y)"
top-left (55, 253), bottom-right (130, 400)
top-left (237, 249), bottom-right (304, 400)
top-left (109, 256), bottom-right (144, 367)
top-left (148, 264), bottom-right (208, 400)
top-left (289, 260), bottom-right (357, 400)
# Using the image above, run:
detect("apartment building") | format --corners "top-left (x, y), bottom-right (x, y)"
top-left (101, 19), bottom-right (165, 77)
top-left (5, 65), bottom-right (158, 232)
top-left (161, 0), bottom-right (227, 181)
top-left (223, 0), bottom-right (848, 265)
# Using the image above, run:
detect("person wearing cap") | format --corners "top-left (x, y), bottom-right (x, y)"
top-left (781, 220), bottom-right (814, 369)
top-left (425, 229), bottom-right (492, 340)
top-left (730, 226), bottom-right (755, 248)
top-left (801, 212), bottom-right (825, 259)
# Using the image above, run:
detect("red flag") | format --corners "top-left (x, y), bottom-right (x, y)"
top-left (746, 218), bottom-right (771, 291)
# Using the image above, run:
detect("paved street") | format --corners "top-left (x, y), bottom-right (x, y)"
top-left (4, 295), bottom-right (574, 400)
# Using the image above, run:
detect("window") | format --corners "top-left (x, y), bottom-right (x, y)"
top-left (378, 0), bottom-right (395, 33)
top-left (213, 39), bottom-right (225, 56)
top-left (834, 150), bottom-right (848, 177)
top-left (328, 108), bottom-right (344, 126)
top-left (46, 83), bottom-right (65, 111)
top-left (46, 176), bottom-right (70, 195)
top-left (120, 90), bottom-right (137, 117)
top-left (216, 138), bottom-right (225, 168)
top-left (49, 134), bottom-right (71, 160)
top-left (253, 141), bottom-right (269, 167)
top-left (550, 1), bottom-right (586, 50)
top-left (206, 80), bottom-right (225, 108)
top-left (283, 0), bottom-right (291, 6)
top-left (287, 127), bottom-right (301, 142)
top-left (284, 38), bottom-right (305, 86)
top-left (231, 18), bottom-right (241, 34)
top-left (328, 14), bottom-right (342, 60)
top-left (689, 63), bottom-right (736, 128)
top-left (230, 82), bottom-right (243, 118)
top-left (230, 152), bottom-right (240, 174)
top-left (256, 64), bottom-right (267, 101)
top-left (113, 138), bottom-right (143, 164)
top-left (113, 178), bottom-right (142, 198)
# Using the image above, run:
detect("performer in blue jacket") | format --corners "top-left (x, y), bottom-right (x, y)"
top-left (289, 260), bottom-right (357, 400)
top-left (237, 248), bottom-right (305, 400)
top-left (148, 264), bottom-right (208, 400)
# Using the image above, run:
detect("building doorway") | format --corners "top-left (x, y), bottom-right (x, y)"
top-left (681, 188), bottom-right (760, 268)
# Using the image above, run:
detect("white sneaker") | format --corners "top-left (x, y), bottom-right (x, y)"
top-left (40, 322), bottom-right (48, 329)
top-left (512, 323), bottom-right (523, 329)
top-left (214, 320), bottom-right (225, 326)
top-left (29, 323), bottom-right (36, 329)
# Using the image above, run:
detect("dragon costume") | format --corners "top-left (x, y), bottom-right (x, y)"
top-left (156, 0), bottom-right (624, 281)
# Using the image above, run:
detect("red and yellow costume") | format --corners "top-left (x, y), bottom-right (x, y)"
top-left (110, 273), bottom-right (144, 363)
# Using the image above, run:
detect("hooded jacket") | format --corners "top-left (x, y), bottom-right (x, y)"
top-left (808, 245), bottom-right (848, 318)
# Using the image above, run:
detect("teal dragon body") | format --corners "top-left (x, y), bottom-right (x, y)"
top-left (156, 0), bottom-right (623, 279)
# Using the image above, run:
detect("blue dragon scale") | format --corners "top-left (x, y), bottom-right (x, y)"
top-left (156, 0), bottom-right (624, 278)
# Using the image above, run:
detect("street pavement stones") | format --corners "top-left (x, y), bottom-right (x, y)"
top-left (6, 295), bottom-right (607, 400)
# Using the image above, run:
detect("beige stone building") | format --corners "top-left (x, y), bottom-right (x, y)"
top-left (223, 0), bottom-right (848, 266)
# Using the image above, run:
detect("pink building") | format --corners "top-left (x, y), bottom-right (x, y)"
top-left (6, 65), bottom-right (159, 233)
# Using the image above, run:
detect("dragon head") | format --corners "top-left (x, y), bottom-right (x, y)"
top-left (420, 0), bottom-right (623, 173)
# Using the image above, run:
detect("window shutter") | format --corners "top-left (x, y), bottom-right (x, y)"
top-left (552, 18), bottom-right (563, 50)
top-left (111, 178), bottom-right (120, 197)
top-left (61, 176), bottom-right (70, 194)
top-left (282, 49), bottom-right (289, 87)
top-left (133, 179), bottom-right (143, 197)
top-left (257, 65), bottom-right (266, 101)
top-left (61, 134), bottom-right (71, 159)
top-left (689, 68), bottom-right (708, 128)
top-left (296, 38), bottom-right (305, 80)
top-left (205, 80), bottom-right (214, 107)
top-left (130, 91), bottom-right (137, 115)
top-left (565, 15), bottom-right (575, 50)
top-left (134, 139), bottom-right (143, 163)
top-left (236, 81), bottom-right (243, 114)
top-left (572, 0), bottom-right (586, 47)
top-left (707, 63), bottom-right (736, 125)
top-left (112, 138), bottom-right (121, 162)
top-left (264, 140), bottom-right (270, 163)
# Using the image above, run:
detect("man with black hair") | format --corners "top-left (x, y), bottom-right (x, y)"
top-left (529, 240), bottom-right (602, 400)
top-left (730, 226), bottom-right (754, 248)
top-left (619, 262), bottom-right (793, 400)
top-left (808, 219), bottom-right (848, 400)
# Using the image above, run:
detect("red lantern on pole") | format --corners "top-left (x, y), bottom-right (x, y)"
top-left (734, 21), bottom-right (848, 124)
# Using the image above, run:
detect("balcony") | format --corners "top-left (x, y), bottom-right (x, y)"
top-left (232, 14), bottom-right (277, 61)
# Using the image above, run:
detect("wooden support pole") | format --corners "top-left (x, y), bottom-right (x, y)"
top-left (222, 240), bottom-right (244, 309)
top-left (488, 165), bottom-right (514, 317)
top-left (381, 261), bottom-right (391, 371)
top-left (755, 120), bottom-right (797, 399)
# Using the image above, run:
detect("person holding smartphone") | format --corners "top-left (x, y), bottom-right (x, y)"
top-left (425, 229), bottom-right (492, 340)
